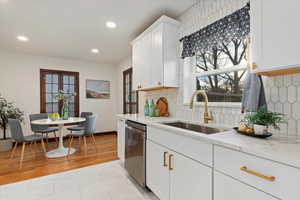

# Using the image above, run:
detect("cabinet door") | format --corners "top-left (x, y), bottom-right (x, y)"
top-left (252, 0), bottom-right (300, 69)
top-left (214, 171), bottom-right (277, 200)
top-left (132, 39), bottom-right (142, 91)
top-left (141, 33), bottom-right (152, 89)
top-left (146, 140), bottom-right (170, 200)
top-left (151, 24), bottom-right (164, 88)
top-left (169, 151), bottom-right (212, 200)
top-left (117, 119), bottom-right (125, 163)
top-left (250, 0), bottom-right (262, 68)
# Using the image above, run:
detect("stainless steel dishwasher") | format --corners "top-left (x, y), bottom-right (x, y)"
top-left (125, 120), bottom-right (147, 187)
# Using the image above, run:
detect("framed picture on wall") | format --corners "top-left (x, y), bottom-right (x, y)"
top-left (86, 79), bottom-right (110, 99)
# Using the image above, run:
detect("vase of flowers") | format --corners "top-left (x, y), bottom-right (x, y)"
top-left (0, 94), bottom-right (24, 152)
top-left (55, 90), bottom-right (76, 120)
top-left (61, 102), bottom-right (70, 120)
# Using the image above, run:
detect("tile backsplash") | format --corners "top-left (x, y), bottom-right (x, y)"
top-left (145, 85), bottom-right (244, 128)
top-left (264, 74), bottom-right (300, 136)
top-left (144, 0), bottom-right (299, 136)
top-left (145, 74), bottom-right (300, 136)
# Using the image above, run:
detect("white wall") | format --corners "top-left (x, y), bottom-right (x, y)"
top-left (0, 50), bottom-right (118, 137)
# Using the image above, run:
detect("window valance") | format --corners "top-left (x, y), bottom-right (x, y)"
top-left (180, 3), bottom-right (250, 59)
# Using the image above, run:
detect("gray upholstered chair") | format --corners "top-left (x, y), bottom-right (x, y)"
top-left (8, 119), bottom-right (47, 169)
top-left (67, 112), bottom-right (93, 132)
top-left (67, 115), bottom-right (97, 156)
top-left (29, 113), bottom-right (59, 143)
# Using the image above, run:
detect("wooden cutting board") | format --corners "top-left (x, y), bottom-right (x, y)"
top-left (156, 97), bottom-right (169, 117)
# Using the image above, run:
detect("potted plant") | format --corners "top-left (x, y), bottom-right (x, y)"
top-left (55, 90), bottom-right (76, 120)
top-left (0, 94), bottom-right (24, 152)
top-left (241, 108), bottom-right (285, 135)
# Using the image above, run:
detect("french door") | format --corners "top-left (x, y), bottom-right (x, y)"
top-left (40, 69), bottom-right (79, 116)
top-left (123, 68), bottom-right (138, 114)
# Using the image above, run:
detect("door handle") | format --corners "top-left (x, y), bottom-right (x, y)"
top-left (125, 125), bottom-right (133, 130)
top-left (163, 152), bottom-right (168, 167)
top-left (169, 154), bottom-right (174, 171)
top-left (240, 166), bottom-right (275, 182)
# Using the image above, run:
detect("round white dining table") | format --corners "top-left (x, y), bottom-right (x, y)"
top-left (31, 117), bottom-right (86, 158)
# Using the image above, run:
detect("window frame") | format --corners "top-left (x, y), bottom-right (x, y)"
top-left (182, 57), bottom-right (245, 108)
top-left (40, 69), bottom-right (80, 116)
top-left (183, 36), bottom-right (250, 107)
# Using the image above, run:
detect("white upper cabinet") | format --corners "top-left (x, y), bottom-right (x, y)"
top-left (151, 24), bottom-right (164, 88)
top-left (132, 15), bottom-right (180, 91)
top-left (251, 0), bottom-right (300, 74)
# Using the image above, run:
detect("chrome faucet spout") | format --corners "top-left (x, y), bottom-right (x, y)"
top-left (189, 90), bottom-right (213, 124)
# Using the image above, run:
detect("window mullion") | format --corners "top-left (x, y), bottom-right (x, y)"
top-left (194, 65), bottom-right (247, 77)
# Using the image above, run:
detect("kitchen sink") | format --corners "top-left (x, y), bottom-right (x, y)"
top-left (162, 121), bottom-right (226, 135)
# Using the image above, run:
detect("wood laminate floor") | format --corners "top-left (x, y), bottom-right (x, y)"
top-left (0, 133), bottom-right (118, 185)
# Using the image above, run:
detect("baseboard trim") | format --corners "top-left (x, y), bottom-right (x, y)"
top-left (13, 131), bottom-right (117, 145)
top-left (95, 131), bottom-right (117, 135)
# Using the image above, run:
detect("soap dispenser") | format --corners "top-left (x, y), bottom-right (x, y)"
top-left (144, 99), bottom-right (149, 116)
top-left (149, 99), bottom-right (155, 117)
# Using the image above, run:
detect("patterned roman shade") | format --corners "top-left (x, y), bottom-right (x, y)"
top-left (180, 3), bottom-right (250, 59)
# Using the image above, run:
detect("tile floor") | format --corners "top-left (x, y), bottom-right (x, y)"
top-left (0, 161), bottom-right (158, 200)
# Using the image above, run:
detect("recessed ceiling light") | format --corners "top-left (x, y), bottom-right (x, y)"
top-left (91, 49), bottom-right (99, 54)
top-left (17, 35), bottom-right (29, 42)
top-left (106, 21), bottom-right (117, 29)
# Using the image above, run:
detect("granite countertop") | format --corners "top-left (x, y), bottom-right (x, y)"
top-left (117, 114), bottom-right (300, 169)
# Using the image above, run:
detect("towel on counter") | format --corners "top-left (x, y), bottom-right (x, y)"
top-left (241, 72), bottom-right (267, 113)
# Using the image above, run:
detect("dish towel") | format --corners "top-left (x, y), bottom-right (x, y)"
top-left (241, 72), bottom-right (267, 113)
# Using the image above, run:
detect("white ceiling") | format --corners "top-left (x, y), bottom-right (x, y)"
top-left (0, 0), bottom-right (198, 64)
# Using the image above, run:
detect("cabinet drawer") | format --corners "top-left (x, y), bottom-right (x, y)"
top-left (148, 126), bottom-right (213, 167)
top-left (214, 145), bottom-right (300, 200)
top-left (214, 171), bottom-right (277, 200)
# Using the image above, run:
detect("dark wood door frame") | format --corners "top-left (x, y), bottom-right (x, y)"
top-left (40, 69), bottom-right (80, 116)
top-left (123, 68), bottom-right (138, 114)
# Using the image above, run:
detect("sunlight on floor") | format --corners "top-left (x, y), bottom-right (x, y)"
top-left (0, 160), bottom-right (158, 200)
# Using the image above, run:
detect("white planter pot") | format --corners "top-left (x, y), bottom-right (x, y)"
top-left (253, 124), bottom-right (268, 135)
top-left (0, 139), bottom-right (13, 152)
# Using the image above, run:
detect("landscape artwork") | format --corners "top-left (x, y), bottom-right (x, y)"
top-left (86, 80), bottom-right (110, 99)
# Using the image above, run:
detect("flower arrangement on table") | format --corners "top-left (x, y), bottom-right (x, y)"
top-left (51, 90), bottom-right (77, 120)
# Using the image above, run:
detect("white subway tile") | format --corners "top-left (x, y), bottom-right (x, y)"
top-left (292, 103), bottom-right (300, 120)
top-left (288, 85), bottom-right (297, 103)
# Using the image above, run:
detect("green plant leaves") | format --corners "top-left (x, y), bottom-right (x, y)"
top-left (241, 108), bottom-right (286, 130)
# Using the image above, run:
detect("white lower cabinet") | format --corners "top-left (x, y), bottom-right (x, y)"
top-left (147, 140), bottom-right (170, 200)
top-left (214, 171), bottom-right (277, 200)
top-left (147, 140), bottom-right (212, 200)
top-left (170, 151), bottom-right (212, 200)
top-left (214, 145), bottom-right (300, 200)
top-left (117, 119), bottom-right (125, 163)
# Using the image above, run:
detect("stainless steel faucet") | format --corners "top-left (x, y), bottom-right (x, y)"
top-left (189, 90), bottom-right (213, 124)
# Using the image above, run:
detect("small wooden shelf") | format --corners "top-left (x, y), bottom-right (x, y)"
top-left (137, 86), bottom-right (177, 92)
top-left (253, 66), bottom-right (300, 77)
